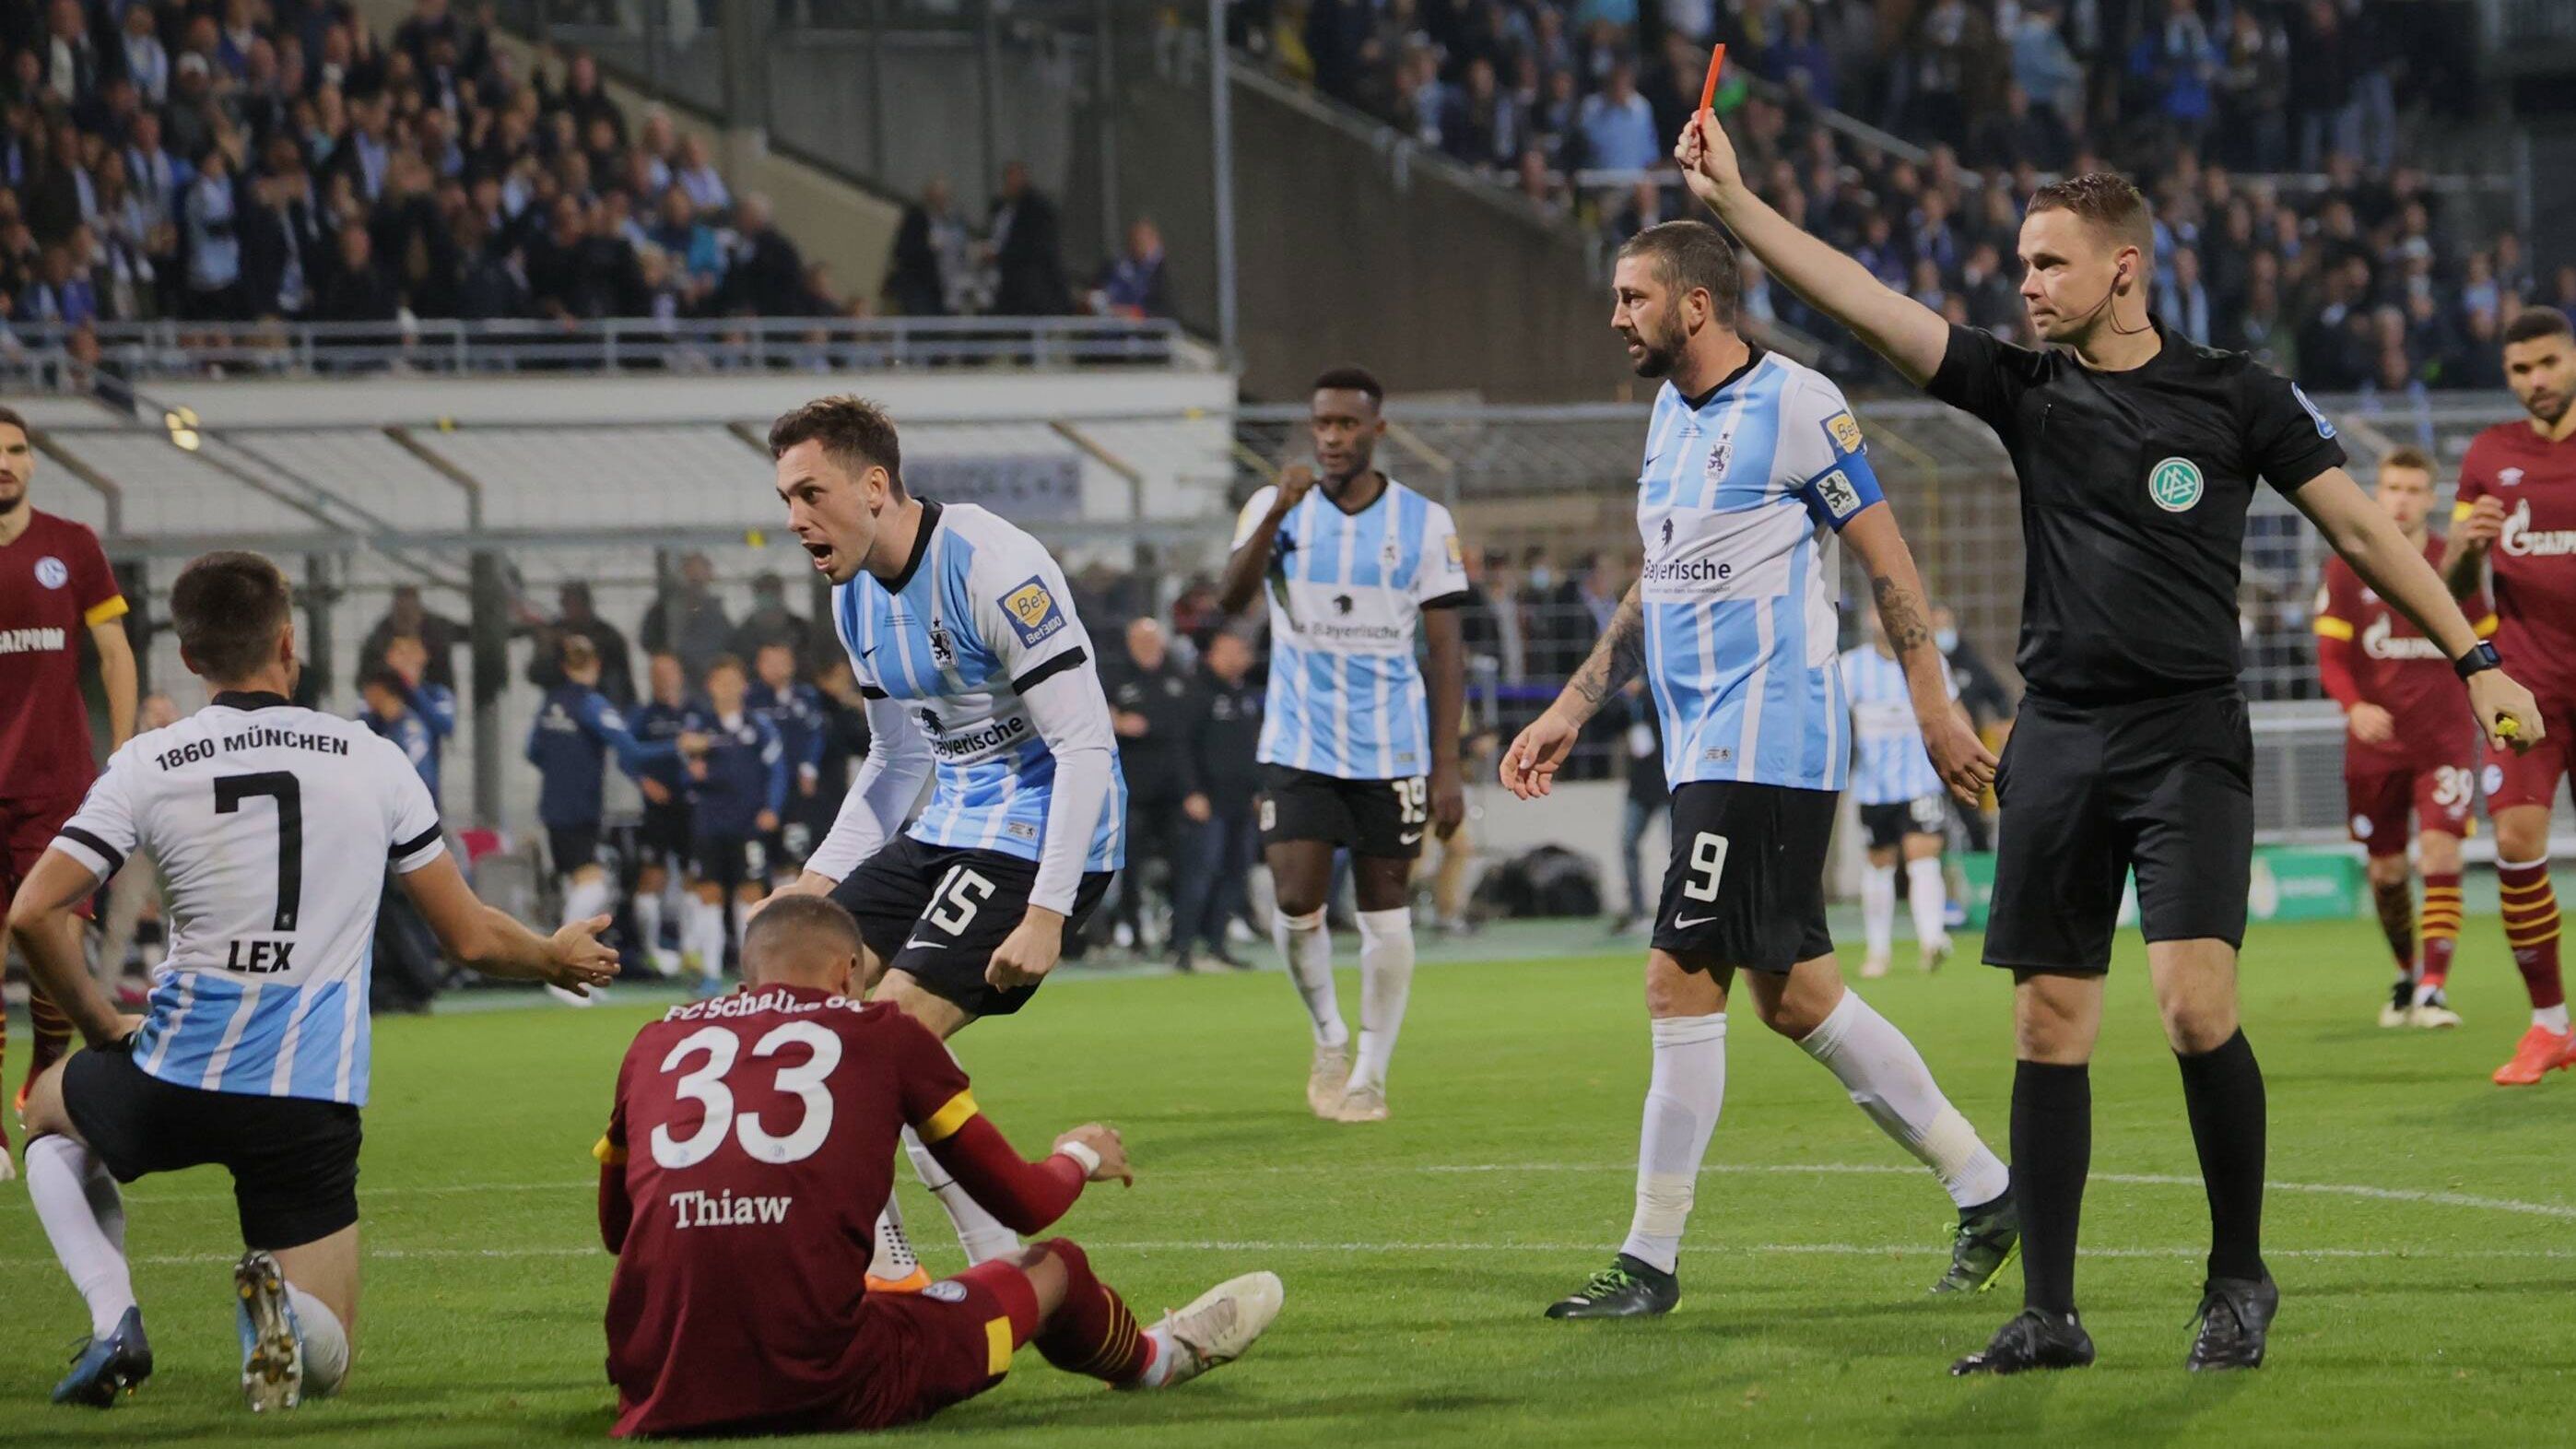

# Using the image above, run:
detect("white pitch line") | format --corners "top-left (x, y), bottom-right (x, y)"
top-left (2, 1239), bottom-right (2571, 1272)
top-left (106, 1160), bottom-right (2576, 1222)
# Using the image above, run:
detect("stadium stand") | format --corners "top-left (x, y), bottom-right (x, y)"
top-left (1241, 0), bottom-right (2532, 392)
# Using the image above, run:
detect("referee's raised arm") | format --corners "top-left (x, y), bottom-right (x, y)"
top-left (1673, 115), bottom-right (1949, 386)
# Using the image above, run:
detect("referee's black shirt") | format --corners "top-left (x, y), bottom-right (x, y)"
top-left (1926, 320), bottom-right (2347, 707)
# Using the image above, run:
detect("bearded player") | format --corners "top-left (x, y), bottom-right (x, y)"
top-left (2, 406), bottom-right (137, 1174)
top-left (2314, 447), bottom-right (2492, 1030)
top-left (597, 895), bottom-right (1279, 1437)
top-left (1501, 221), bottom-right (2017, 1320)
top-left (2447, 307), bottom-right (2576, 1086)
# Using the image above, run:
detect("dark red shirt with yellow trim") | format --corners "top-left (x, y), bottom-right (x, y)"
top-left (595, 985), bottom-right (1087, 1438)
top-left (0, 509), bottom-right (125, 806)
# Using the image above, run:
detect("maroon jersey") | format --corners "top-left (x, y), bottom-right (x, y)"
top-left (0, 509), bottom-right (124, 806)
top-left (596, 985), bottom-right (1067, 1439)
top-left (2311, 539), bottom-right (2490, 773)
top-left (2456, 421), bottom-right (2576, 706)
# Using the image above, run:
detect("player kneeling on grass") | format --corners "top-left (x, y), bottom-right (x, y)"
top-left (595, 895), bottom-right (1281, 1437)
top-left (8, 550), bottom-right (618, 1413)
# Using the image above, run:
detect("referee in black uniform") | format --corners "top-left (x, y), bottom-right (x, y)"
top-left (1676, 120), bottom-right (2544, 1373)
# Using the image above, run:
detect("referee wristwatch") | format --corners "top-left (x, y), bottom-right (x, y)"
top-left (2454, 641), bottom-right (2503, 681)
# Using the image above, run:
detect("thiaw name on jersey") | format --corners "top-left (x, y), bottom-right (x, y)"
top-left (1232, 476), bottom-right (1470, 781)
top-left (831, 500), bottom-right (1125, 870)
top-left (51, 693), bottom-right (448, 1106)
top-left (1636, 350), bottom-right (1886, 793)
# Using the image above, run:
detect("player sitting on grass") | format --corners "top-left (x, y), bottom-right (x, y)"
top-left (9, 550), bottom-right (618, 1414)
top-left (595, 894), bottom-right (1281, 1437)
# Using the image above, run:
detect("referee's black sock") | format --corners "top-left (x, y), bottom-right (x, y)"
top-left (2176, 1029), bottom-right (2268, 1283)
top-left (2011, 1059), bottom-right (2090, 1315)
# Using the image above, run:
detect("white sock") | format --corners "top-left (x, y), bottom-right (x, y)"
top-left (1797, 991), bottom-right (2010, 1210)
top-left (285, 1282), bottom-right (349, 1396)
top-left (1618, 1013), bottom-right (1726, 1275)
top-left (1139, 1321), bottom-right (1182, 1387)
top-left (2540, 1004), bottom-right (2572, 1033)
top-left (867, 1196), bottom-right (921, 1282)
top-left (1906, 856), bottom-right (1949, 948)
top-left (1861, 863), bottom-right (1897, 960)
top-left (633, 890), bottom-right (675, 973)
top-left (730, 899), bottom-right (753, 965)
top-left (690, 899), bottom-right (726, 979)
top-left (901, 1125), bottom-right (1020, 1264)
top-left (27, 1136), bottom-right (135, 1338)
top-left (1273, 908), bottom-right (1347, 1048)
top-left (561, 874), bottom-right (613, 931)
top-left (1343, 908), bottom-right (1416, 1094)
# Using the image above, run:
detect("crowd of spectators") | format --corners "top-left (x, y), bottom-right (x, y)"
top-left (1240, 0), bottom-right (2548, 392)
top-left (880, 165), bottom-right (1172, 324)
top-left (0, 0), bottom-right (853, 345)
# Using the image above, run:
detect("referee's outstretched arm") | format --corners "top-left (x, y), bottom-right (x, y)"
top-left (1673, 115), bottom-right (1948, 386)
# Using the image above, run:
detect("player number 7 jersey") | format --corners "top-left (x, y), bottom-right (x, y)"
top-left (50, 695), bottom-right (447, 1106)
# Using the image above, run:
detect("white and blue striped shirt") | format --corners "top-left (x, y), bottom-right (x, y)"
top-left (52, 695), bottom-right (448, 1106)
top-left (1839, 644), bottom-right (1951, 806)
top-left (1636, 351), bottom-right (1887, 793)
top-left (1235, 476), bottom-right (1469, 781)
top-left (831, 501), bottom-right (1126, 874)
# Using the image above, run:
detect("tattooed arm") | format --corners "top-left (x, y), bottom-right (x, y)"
top-left (1500, 583), bottom-right (1643, 800)
top-left (1840, 505), bottom-right (1996, 803)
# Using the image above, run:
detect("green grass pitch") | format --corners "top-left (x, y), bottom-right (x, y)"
top-left (4, 917), bottom-right (2571, 1446)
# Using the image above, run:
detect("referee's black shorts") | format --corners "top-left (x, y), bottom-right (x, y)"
top-left (1983, 682), bottom-right (2253, 973)
top-left (64, 1043), bottom-right (364, 1251)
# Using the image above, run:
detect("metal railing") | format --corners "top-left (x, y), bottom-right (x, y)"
top-left (0, 315), bottom-right (1194, 386)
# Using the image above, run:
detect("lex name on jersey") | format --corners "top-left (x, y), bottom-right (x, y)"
top-left (50, 694), bottom-right (447, 1106)
top-left (823, 500), bottom-right (1125, 874)
top-left (1231, 477), bottom-right (1469, 782)
top-left (1637, 350), bottom-right (1885, 793)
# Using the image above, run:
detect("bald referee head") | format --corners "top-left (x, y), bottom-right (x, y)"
top-left (740, 896), bottom-right (866, 995)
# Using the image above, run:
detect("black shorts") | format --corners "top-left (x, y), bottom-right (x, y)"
top-left (1985, 684), bottom-right (2253, 974)
top-left (830, 834), bottom-right (1114, 1019)
top-left (1859, 795), bottom-right (1948, 852)
top-left (1257, 764), bottom-right (1429, 860)
top-left (64, 1043), bottom-right (363, 1251)
top-left (1652, 781), bottom-right (1836, 972)
top-left (640, 796), bottom-right (692, 861)
top-left (547, 824), bottom-right (600, 874)
top-left (688, 833), bottom-right (770, 891)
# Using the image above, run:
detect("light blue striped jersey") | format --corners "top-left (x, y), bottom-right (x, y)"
top-left (52, 694), bottom-right (448, 1106)
top-left (1838, 644), bottom-right (1953, 806)
top-left (1635, 350), bottom-right (1887, 792)
top-left (1234, 476), bottom-right (1469, 780)
top-left (830, 500), bottom-right (1126, 870)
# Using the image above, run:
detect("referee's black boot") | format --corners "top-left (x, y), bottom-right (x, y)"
top-left (1949, 1308), bottom-right (2095, 1375)
top-left (2185, 1273), bottom-right (2278, 1372)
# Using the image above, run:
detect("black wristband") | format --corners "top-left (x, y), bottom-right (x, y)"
top-left (2453, 641), bottom-right (2502, 680)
